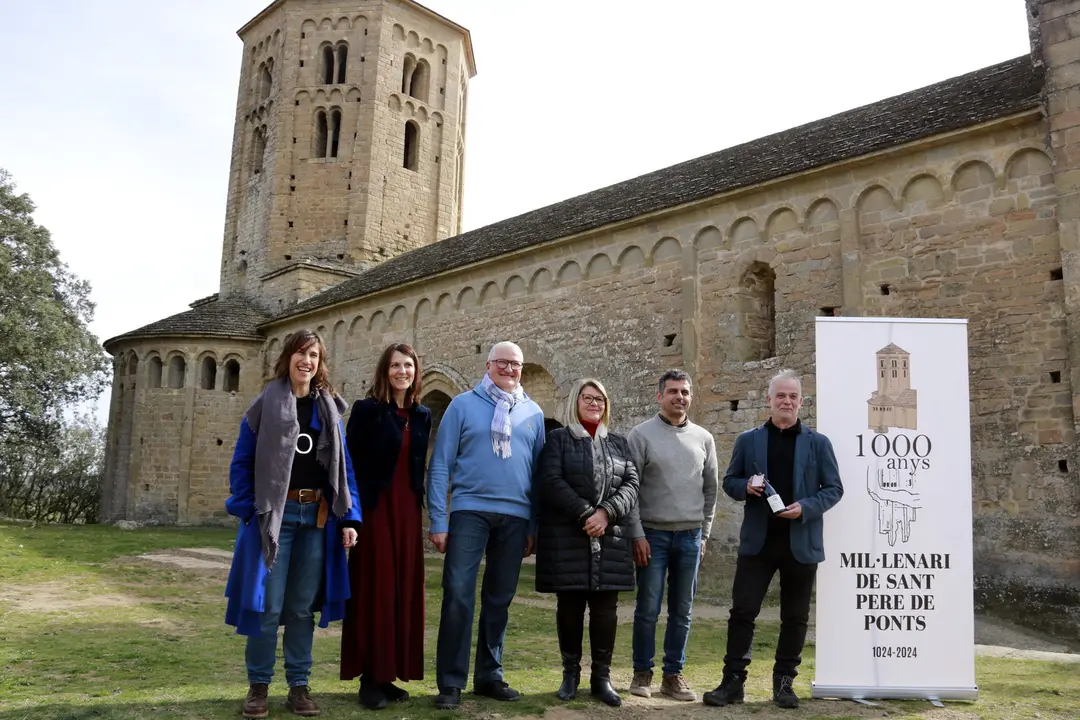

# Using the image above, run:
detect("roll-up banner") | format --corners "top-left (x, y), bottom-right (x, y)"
top-left (812, 317), bottom-right (977, 702)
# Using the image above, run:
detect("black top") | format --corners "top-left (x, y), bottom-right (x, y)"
top-left (345, 397), bottom-right (431, 512)
top-left (289, 395), bottom-right (326, 491)
top-left (535, 428), bottom-right (641, 593)
top-left (766, 418), bottom-right (801, 536)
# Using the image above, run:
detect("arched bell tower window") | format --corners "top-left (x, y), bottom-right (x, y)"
top-left (322, 45), bottom-right (335, 84)
top-left (329, 107), bottom-right (342, 158)
top-left (410, 59), bottom-right (430, 103)
top-left (401, 54), bottom-right (416, 94)
top-left (314, 110), bottom-right (328, 158)
top-left (336, 43), bottom-right (348, 83)
top-left (259, 62), bottom-right (272, 100)
top-left (252, 126), bottom-right (267, 172)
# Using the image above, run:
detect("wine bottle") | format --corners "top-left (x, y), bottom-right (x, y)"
top-left (753, 462), bottom-right (787, 515)
top-left (762, 479), bottom-right (787, 515)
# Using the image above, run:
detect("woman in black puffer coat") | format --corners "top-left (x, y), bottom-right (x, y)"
top-left (535, 377), bottom-right (640, 707)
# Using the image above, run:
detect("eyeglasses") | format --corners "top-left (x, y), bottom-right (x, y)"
top-left (493, 359), bottom-right (523, 371)
top-left (580, 394), bottom-right (607, 406)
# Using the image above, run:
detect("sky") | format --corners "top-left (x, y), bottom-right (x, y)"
top-left (0, 1), bottom-right (1031, 424)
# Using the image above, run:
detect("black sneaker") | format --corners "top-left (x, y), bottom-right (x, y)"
top-left (434, 687), bottom-right (461, 709)
top-left (473, 680), bottom-right (521, 701)
top-left (703, 673), bottom-right (745, 707)
top-left (773, 675), bottom-right (799, 709)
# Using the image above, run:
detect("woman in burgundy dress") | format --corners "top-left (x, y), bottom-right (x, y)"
top-left (340, 343), bottom-right (431, 709)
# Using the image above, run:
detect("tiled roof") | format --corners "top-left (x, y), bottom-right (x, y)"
top-left (278, 54), bottom-right (1044, 320)
top-left (877, 343), bottom-right (911, 355)
top-left (103, 294), bottom-right (269, 350)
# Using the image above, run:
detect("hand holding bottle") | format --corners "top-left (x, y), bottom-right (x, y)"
top-left (747, 472), bottom-right (765, 497)
top-left (751, 463), bottom-right (787, 515)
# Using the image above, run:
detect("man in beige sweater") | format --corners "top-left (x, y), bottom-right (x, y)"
top-left (626, 369), bottom-right (718, 702)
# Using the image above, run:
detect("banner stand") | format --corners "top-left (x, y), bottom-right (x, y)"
top-left (811, 684), bottom-right (978, 703)
top-left (811, 317), bottom-right (978, 705)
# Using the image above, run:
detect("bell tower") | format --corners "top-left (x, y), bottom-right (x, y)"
top-left (217, 0), bottom-right (475, 312)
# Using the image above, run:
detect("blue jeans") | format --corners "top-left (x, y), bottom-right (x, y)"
top-left (246, 500), bottom-right (325, 687)
top-left (632, 527), bottom-right (702, 675)
top-left (435, 510), bottom-right (529, 691)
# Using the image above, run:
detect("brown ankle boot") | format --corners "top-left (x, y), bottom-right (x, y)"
top-left (286, 685), bottom-right (321, 716)
top-left (242, 683), bottom-right (269, 718)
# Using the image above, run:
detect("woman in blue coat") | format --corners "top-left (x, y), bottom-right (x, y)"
top-left (225, 328), bottom-right (362, 718)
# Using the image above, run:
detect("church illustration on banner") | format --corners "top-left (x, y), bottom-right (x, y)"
top-left (868, 343), bottom-right (917, 432)
top-left (866, 343), bottom-right (922, 546)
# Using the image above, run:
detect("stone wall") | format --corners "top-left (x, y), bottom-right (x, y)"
top-left (255, 113), bottom-right (1078, 635)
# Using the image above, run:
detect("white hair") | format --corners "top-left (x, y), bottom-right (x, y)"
top-left (487, 341), bottom-right (523, 361)
top-left (768, 369), bottom-right (802, 395)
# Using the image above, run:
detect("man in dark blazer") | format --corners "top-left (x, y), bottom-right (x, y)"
top-left (703, 369), bottom-right (843, 710)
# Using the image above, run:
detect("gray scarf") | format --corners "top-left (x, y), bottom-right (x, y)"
top-left (244, 377), bottom-right (351, 569)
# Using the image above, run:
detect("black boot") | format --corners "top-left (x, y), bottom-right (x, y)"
top-left (589, 648), bottom-right (621, 707)
top-left (359, 676), bottom-right (389, 710)
top-left (557, 652), bottom-right (580, 700)
top-left (773, 674), bottom-right (799, 709)
top-left (703, 672), bottom-right (745, 707)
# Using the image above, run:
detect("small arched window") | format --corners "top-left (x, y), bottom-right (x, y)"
top-left (403, 120), bottom-right (419, 170)
top-left (314, 110), bottom-right (328, 158)
top-left (329, 108), bottom-right (342, 158)
top-left (168, 356), bottom-right (187, 389)
top-left (252, 126), bottom-right (266, 172)
top-left (336, 43), bottom-right (348, 83)
top-left (225, 360), bottom-right (241, 393)
top-left (322, 46), bottom-right (335, 84)
top-left (259, 63), bottom-right (272, 100)
top-left (200, 357), bottom-right (217, 390)
top-left (126, 353), bottom-right (138, 376)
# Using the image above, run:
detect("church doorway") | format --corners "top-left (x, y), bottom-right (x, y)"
top-left (422, 389), bottom-right (453, 451)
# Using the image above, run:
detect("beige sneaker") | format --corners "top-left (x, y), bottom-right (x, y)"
top-left (661, 673), bottom-right (697, 702)
top-left (629, 669), bottom-right (653, 698)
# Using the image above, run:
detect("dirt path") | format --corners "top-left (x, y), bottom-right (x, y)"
top-left (133, 547), bottom-right (1080, 663)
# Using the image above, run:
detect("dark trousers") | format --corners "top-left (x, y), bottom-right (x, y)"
top-left (724, 534), bottom-right (817, 679)
top-left (435, 510), bottom-right (530, 691)
top-left (555, 590), bottom-right (619, 676)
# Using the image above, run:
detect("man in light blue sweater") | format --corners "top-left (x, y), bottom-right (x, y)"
top-left (427, 341), bottom-right (547, 709)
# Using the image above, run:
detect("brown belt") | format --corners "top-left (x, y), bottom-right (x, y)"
top-left (286, 488), bottom-right (328, 528)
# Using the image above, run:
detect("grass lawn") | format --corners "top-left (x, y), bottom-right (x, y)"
top-left (0, 521), bottom-right (1076, 720)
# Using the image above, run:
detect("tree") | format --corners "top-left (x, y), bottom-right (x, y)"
top-left (0, 414), bottom-right (104, 524)
top-left (0, 169), bottom-right (108, 447)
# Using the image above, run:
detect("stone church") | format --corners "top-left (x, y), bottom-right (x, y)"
top-left (101, 0), bottom-right (1080, 635)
